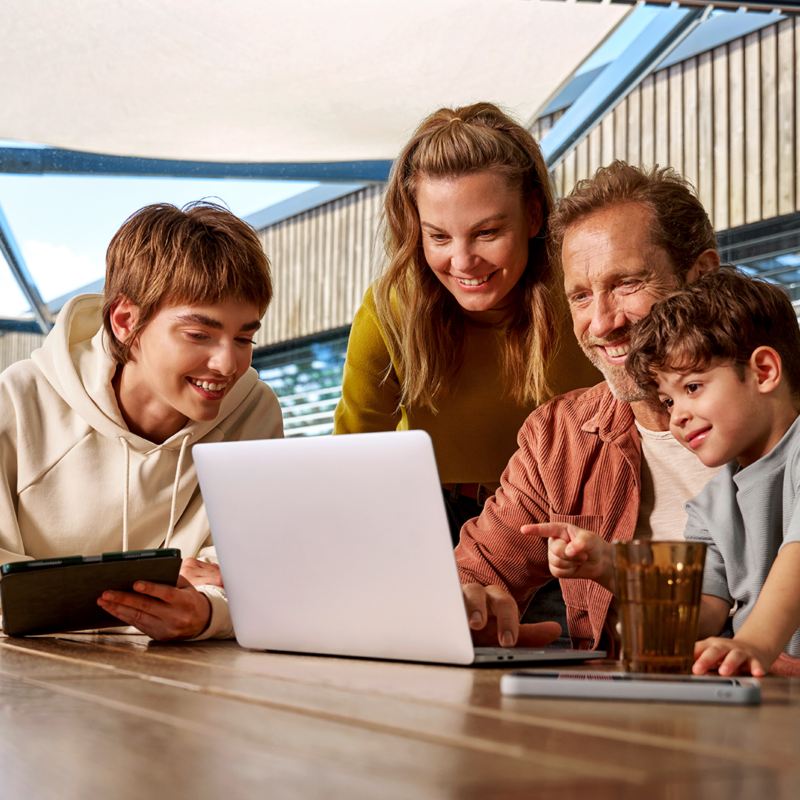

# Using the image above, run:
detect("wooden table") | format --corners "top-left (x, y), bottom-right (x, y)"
top-left (0, 635), bottom-right (798, 799)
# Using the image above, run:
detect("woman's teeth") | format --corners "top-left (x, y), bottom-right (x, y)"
top-left (192, 379), bottom-right (226, 392)
top-left (457, 275), bottom-right (490, 287)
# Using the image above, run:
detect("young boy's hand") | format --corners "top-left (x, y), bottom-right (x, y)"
top-left (522, 522), bottom-right (613, 590)
top-left (692, 636), bottom-right (772, 677)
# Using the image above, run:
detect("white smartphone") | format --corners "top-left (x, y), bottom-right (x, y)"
top-left (500, 670), bottom-right (761, 705)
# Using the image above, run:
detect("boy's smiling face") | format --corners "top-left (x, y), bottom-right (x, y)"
top-left (112, 298), bottom-right (262, 443)
top-left (656, 358), bottom-right (779, 469)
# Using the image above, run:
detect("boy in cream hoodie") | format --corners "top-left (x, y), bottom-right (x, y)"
top-left (0, 201), bottom-right (283, 640)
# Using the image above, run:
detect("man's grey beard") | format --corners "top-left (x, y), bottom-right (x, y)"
top-left (578, 342), bottom-right (648, 403)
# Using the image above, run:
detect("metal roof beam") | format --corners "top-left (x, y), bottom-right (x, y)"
top-left (540, 3), bottom-right (708, 170)
top-left (0, 204), bottom-right (52, 334)
top-left (555, 1), bottom-right (799, 15)
top-left (0, 147), bottom-right (393, 183)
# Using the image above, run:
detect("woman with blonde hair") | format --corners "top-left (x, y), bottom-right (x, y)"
top-left (334, 102), bottom-right (597, 542)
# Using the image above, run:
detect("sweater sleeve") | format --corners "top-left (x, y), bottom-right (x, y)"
top-left (334, 289), bottom-right (402, 434)
top-left (0, 375), bottom-right (33, 566)
top-left (455, 410), bottom-right (553, 610)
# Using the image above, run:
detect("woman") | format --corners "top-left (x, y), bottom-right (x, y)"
top-left (334, 103), bottom-right (597, 541)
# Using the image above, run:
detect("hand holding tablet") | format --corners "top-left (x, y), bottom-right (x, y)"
top-left (0, 548), bottom-right (182, 636)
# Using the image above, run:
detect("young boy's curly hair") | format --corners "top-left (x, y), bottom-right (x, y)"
top-left (626, 267), bottom-right (800, 398)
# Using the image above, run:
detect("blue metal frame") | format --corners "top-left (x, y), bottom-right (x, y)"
top-left (540, 3), bottom-right (707, 168)
top-left (0, 204), bottom-right (52, 333)
top-left (0, 147), bottom-right (393, 183)
top-left (0, 317), bottom-right (42, 333)
top-left (566, 1), bottom-right (798, 13)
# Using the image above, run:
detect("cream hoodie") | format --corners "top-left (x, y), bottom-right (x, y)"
top-left (0, 294), bottom-right (283, 638)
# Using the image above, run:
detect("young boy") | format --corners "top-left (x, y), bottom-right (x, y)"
top-left (0, 201), bottom-right (283, 641)
top-left (535, 269), bottom-right (800, 676)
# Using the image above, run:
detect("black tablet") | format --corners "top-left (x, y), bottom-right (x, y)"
top-left (0, 548), bottom-right (182, 636)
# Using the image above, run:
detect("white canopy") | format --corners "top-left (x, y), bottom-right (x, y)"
top-left (2, 0), bottom-right (629, 163)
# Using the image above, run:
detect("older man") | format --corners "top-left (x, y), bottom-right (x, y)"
top-left (456, 160), bottom-right (720, 652)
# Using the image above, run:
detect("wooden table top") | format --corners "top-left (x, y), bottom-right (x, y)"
top-left (0, 634), bottom-right (798, 800)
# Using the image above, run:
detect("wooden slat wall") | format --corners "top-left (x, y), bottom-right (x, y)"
top-left (545, 17), bottom-right (799, 234)
top-left (252, 17), bottom-right (798, 347)
top-left (0, 332), bottom-right (45, 372)
top-left (2, 19), bottom-right (797, 366)
top-left (254, 184), bottom-right (384, 348)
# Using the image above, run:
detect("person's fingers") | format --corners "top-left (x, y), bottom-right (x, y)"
top-left (131, 580), bottom-right (183, 601)
top-left (485, 585), bottom-right (519, 647)
top-left (718, 649), bottom-right (748, 676)
top-left (748, 657), bottom-right (767, 678)
top-left (98, 595), bottom-right (161, 630)
top-left (521, 523), bottom-right (573, 542)
top-left (692, 640), bottom-right (725, 674)
top-left (516, 622), bottom-right (562, 647)
top-left (180, 558), bottom-right (224, 587)
top-left (99, 587), bottom-right (210, 640)
top-left (462, 583), bottom-right (489, 629)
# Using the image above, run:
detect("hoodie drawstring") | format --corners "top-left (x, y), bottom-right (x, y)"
top-left (118, 433), bottom-right (191, 551)
top-left (164, 434), bottom-right (191, 549)
top-left (119, 437), bottom-right (131, 552)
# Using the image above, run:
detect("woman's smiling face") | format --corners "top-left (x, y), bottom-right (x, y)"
top-left (416, 169), bottom-right (540, 316)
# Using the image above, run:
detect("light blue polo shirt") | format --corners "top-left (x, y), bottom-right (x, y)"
top-left (684, 414), bottom-right (800, 658)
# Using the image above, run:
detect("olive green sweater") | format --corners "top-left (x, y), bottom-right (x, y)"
top-left (333, 287), bottom-right (599, 485)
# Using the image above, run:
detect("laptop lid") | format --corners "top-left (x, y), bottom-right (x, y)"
top-left (193, 431), bottom-right (478, 664)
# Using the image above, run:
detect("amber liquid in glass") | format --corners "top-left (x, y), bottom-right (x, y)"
top-left (613, 542), bottom-right (706, 674)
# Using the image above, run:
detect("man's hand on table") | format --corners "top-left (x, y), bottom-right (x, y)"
top-left (461, 583), bottom-right (561, 647)
top-left (97, 576), bottom-right (212, 640)
top-left (523, 522), bottom-right (614, 590)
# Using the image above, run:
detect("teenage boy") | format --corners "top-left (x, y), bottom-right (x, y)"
top-left (545, 269), bottom-right (800, 676)
top-left (0, 202), bottom-right (283, 640)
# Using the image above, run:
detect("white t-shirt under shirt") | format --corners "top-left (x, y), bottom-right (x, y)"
top-left (633, 422), bottom-right (719, 541)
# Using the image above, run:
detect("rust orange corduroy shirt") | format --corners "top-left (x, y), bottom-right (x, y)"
top-left (455, 381), bottom-right (642, 651)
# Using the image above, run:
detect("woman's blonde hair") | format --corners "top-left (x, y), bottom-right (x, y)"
top-left (375, 102), bottom-right (557, 411)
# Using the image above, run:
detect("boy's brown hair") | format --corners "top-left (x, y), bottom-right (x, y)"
top-left (102, 201), bottom-right (272, 364)
top-left (626, 268), bottom-right (800, 398)
top-left (549, 161), bottom-right (716, 280)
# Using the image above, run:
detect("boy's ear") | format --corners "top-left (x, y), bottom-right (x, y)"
top-left (684, 249), bottom-right (720, 284)
top-left (749, 346), bottom-right (783, 394)
top-left (108, 297), bottom-right (141, 345)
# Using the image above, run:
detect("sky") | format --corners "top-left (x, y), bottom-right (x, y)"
top-left (0, 174), bottom-right (316, 317)
top-left (0, 3), bottom-right (659, 322)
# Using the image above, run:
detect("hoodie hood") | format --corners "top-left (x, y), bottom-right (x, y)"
top-left (31, 294), bottom-right (260, 453)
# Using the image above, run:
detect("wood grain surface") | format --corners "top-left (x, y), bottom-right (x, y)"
top-left (0, 635), bottom-right (798, 800)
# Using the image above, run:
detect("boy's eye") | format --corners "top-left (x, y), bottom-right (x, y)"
top-left (236, 337), bottom-right (257, 346)
top-left (686, 383), bottom-right (700, 394)
top-left (477, 228), bottom-right (498, 238)
top-left (185, 331), bottom-right (209, 341)
top-left (660, 397), bottom-right (674, 412)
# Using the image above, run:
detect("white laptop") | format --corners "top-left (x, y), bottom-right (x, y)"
top-left (193, 430), bottom-right (605, 666)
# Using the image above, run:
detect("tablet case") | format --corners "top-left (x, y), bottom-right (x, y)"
top-left (0, 554), bottom-right (182, 636)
